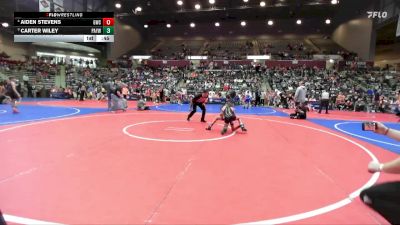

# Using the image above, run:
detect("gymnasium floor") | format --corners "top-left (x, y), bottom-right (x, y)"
top-left (1, 99), bottom-right (399, 225)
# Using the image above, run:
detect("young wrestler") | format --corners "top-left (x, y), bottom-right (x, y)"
top-left (289, 102), bottom-right (308, 119)
top-left (5, 77), bottom-right (21, 113)
top-left (206, 92), bottom-right (247, 135)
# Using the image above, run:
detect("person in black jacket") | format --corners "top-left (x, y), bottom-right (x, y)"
top-left (187, 90), bottom-right (209, 122)
top-left (103, 78), bottom-right (114, 111)
top-left (360, 122), bottom-right (400, 225)
top-left (0, 210), bottom-right (6, 225)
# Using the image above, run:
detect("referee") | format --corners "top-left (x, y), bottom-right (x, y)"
top-left (319, 89), bottom-right (330, 114)
top-left (187, 90), bottom-right (209, 122)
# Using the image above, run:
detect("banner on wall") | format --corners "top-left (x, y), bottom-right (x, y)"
top-left (53, 0), bottom-right (64, 6)
top-left (39, 0), bottom-right (51, 12)
top-left (313, 54), bottom-right (343, 60)
top-left (53, 0), bottom-right (65, 12)
top-left (54, 5), bottom-right (65, 12)
top-left (345, 61), bottom-right (366, 67)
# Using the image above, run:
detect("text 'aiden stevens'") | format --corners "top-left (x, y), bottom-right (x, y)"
top-left (19, 20), bottom-right (62, 25)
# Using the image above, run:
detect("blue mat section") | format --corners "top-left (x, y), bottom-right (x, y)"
top-left (311, 119), bottom-right (400, 154)
top-left (0, 104), bottom-right (105, 126)
top-left (20, 98), bottom-right (66, 102)
top-left (152, 104), bottom-right (288, 117)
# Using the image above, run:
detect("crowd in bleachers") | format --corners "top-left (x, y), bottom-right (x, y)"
top-left (64, 65), bottom-right (184, 102)
top-left (259, 40), bottom-right (316, 60)
top-left (266, 67), bottom-right (400, 112)
top-left (176, 66), bottom-right (399, 113)
top-left (152, 41), bottom-right (203, 60)
top-left (183, 69), bottom-right (263, 98)
top-left (202, 40), bottom-right (254, 60)
top-left (0, 58), bottom-right (59, 98)
top-left (148, 38), bottom-right (360, 61)
top-left (1, 54), bottom-right (399, 115)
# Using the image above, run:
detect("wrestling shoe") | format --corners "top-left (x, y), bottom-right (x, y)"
top-left (240, 124), bottom-right (247, 132)
top-left (221, 127), bottom-right (228, 135)
top-left (206, 126), bottom-right (211, 131)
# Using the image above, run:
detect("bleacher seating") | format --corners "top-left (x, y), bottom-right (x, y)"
top-left (152, 40), bottom-right (205, 59)
top-left (311, 37), bottom-right (358, 60)
top-left (147, 37), bottom-right (349, 60)
top-left (203, 40), bottom-right (254, 59)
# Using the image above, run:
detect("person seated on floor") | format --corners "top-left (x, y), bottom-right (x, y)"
top-left (345, 99), bottom-right (354, 111)
top-left (290, 102), bottom-right (308, 119)
top-left (137, 95), bottom-right (150, 111)
top-left (0, 94), bottom-right (11, 105)
top-left (0, 81), bottom-right (9, 104)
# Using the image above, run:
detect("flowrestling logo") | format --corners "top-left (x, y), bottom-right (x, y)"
top-left (367, 11), bottom-right (388, 19)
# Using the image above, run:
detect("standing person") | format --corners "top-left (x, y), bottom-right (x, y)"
top-left (79, 84), bottom-right (86, 101)
top-left (243, 90), bottom-right (252, 109)
top-left (294, 81), bottom-right (307, 106)
top-left (31, 81), bottom-right (37, 98)
top-left (5, 77), bottom-right (21, 113)
top-left (187, 90), bottom-right (209, 122)
top-left (111, 79), bottom-right (127, 112)
top-left (103, 78), bottom-right (114, 111)
top-left (122, 84), bottom-right (129, 99)
top-left (373, 89), bottom-right (380, 110)
top-left (360, 122), bottom-right (400, 224)
top-left (394, 90), bottom-right (400, 118)
top-left (261, 90), bottom-right (266, 106)
top-left (159, 88), bottom-right (165, 103)
top-left (319, 90), bottom-right (330, 114)
top-left (255, 91), bottom-right (261, 107)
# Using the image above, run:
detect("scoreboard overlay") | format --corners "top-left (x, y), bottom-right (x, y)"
top-left (14, 12), bottom-right (114, 42)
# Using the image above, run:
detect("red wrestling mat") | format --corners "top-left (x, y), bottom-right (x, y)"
top-left (22, 99), bottom-right (159, 108)
top-left (0, 112), bottom-right (397, 224)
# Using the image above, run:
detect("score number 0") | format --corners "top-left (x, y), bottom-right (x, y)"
top-left (103, 18), bottom-right (114, 26)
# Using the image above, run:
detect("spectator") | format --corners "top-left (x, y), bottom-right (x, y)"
top-left (319, 89), bottom-right (330, 114)
top-left (360, 122), bottom-right (400, 224)
top-left (294, 81), bottom-right (307, 106)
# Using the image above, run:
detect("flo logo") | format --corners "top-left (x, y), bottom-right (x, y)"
top-left (367, 11), bottom-right (388, 18)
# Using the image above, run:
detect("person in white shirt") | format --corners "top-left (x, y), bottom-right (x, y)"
top-left (261, 91), bottom-right (266, 106)
top-left (209, 91), bottom-right (216, 99)
top-left (319, 90), bottom-right (330, 114)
